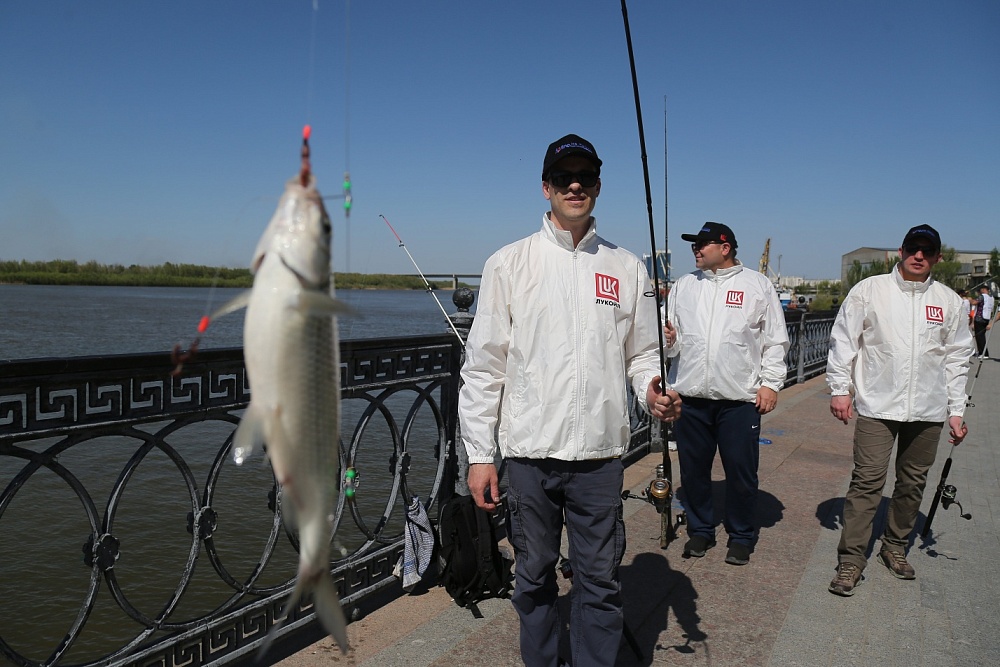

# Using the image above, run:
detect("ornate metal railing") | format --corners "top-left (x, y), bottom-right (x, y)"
top-left (783, 311), bottom-right (836, 386)
top-left (0, 335), bottom-right (463, 667)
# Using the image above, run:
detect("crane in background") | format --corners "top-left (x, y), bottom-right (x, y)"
top-left (759, 238), bottom-right (782, 283)
top-left (760, 238), bottom-right (793, 309)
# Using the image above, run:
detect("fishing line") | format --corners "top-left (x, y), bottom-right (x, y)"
top-left (342, 0), bottom-right (353, 273)
top-left (379, 215), bottom-right (465, 346)
top-left (663, 95), bottom-right (670, 296)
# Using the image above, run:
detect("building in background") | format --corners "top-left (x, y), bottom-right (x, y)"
top-left (841, 247), bottom-right (993, 286)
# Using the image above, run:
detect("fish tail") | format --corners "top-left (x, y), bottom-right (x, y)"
top-left (314, 572), bottom-right (350, 653)
top-left (254, 570), bottom-right (349, 660)
top-left (254, 578), bottom-right (306, 661)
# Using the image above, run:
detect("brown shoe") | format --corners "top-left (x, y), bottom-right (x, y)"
top-left (878, 549), bottom-right (916, 580)
top-left (829, 562), bottom-right (862, 596)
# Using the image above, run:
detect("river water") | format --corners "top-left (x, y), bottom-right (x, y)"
top-left (0, 285), bottom-right (476, 665)
top-left (0, 284), bottom-right (472, 360)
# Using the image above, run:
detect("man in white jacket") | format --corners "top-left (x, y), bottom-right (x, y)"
top-left (459, 134), bottom-right (682, 667)
top-left (826, 224), bottom-right (974, 597)
top-left (663, 222), bottom-right (789, 566)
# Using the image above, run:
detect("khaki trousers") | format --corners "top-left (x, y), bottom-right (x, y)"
top-left (838, 416), bottom-right (942, 570)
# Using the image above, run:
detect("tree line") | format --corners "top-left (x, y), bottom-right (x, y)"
top-left (845, 246), bottom-right (1000, 292)
top-left (0, 260), bottom-right (459, 290)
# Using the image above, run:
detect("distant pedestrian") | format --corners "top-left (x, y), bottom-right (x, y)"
top-left (826, 224), bottom-right (975, 597)
top-left (662, 222), bottom-right (789, 566)
top-left (973, 284), bottom-right (995, 359)
top-left (459, 133), bottom-right (682, 667)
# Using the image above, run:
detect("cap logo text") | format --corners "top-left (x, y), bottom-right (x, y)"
top-left (556, 142), bottom-right (594, 155)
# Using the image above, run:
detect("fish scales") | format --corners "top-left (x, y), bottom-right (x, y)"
top-left (230, 174), bottom-right (350, 655)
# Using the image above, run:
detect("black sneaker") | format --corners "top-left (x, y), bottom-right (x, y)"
top-left (725, 543), bottom-right (751, 565)
top-left (683, 535), bottom-right (716, 558)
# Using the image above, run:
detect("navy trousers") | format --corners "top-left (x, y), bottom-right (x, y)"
top-left (505, 457), bottom-right (626, 667)
top-left (674, 397), bottom-right (761, 546)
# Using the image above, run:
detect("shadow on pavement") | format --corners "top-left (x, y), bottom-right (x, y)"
top-left (616, 551), bottom-right (706, 665)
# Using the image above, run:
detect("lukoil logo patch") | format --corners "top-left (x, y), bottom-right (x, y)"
top-left (926, 305), bottom-right (944, 323)
top-left (726, 290), bottom-right (744, 307)
top-left (595, 273), bottom-right (620, 308)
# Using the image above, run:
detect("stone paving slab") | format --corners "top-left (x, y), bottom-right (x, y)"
top-left (272, 360), bottom-right (1000, 666)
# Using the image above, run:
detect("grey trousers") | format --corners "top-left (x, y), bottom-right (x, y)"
top-left (505, 458), bottom-right (626, 667)
top-left (838, 416), bottom-right (942, 570)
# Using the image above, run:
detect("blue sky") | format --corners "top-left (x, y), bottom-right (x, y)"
top-left (2, 1), bottom-right (997, 281)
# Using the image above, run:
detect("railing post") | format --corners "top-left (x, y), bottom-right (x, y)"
top-left (445, 287), bottom-right (475, 497)
top-left (796, 311), bottom-right (807, 385)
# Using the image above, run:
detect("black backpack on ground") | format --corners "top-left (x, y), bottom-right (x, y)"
top-left (437, 494), bottom-right (512, 618)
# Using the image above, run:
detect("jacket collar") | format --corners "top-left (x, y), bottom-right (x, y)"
top-left (541, 213), bottom-right (597, 251)
top-left (892, 264), bottom-right (934, 294)
top-left (698, 259), bottom-right (744, 281)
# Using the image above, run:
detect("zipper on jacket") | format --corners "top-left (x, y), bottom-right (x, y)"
top-left (907, 283), bottom-right (916, 421)
top-left (704, 276), bottom-right (719, 395)
top-left (573, 249), bottom-right (583, 448)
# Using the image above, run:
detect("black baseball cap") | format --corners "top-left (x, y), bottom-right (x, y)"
top-left (681, 222), bottom-right (738, 248)
top-left (542, 134), bottom-right (602, 180)
top-left (902, 224), bottom-right (941, 253)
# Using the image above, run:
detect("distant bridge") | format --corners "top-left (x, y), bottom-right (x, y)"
top-left (414, 274), bottom-right (482, 289)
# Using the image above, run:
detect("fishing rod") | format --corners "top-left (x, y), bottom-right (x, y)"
top-left (921, 331), bottom-right (994, 538)
top-left (379, 215), bottom-right (466, 346)
top-left (620, 0), bottom-right (678, 548)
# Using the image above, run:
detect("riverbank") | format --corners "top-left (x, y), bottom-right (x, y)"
top-left (0, 261), bottom-right (469, 290)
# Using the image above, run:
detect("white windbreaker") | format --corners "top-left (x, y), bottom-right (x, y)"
top-left (459, 215), bottom-right (662, 464)
top-left (826, 266), bottom-right (975, 422)
top-left (665, 262), bottom-right (789, 400)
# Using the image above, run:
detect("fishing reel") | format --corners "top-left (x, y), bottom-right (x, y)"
top-left (622, 463), bottom-right (674, 515)
top-left (940, 484), bottom-right (972, 520)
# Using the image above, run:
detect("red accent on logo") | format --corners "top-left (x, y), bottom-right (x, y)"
top-left (720, 234), bottom-right (727, 242)
top-left (726, 290), bottom-right (744, 306)
top-left (926, 305), bottom-right (944, 323)
top-left (595, 273), bottom-right (620, 303)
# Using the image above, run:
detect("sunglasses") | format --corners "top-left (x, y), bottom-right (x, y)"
top-left (548, 171), bottom-right (599, 188)
top-left (903, 243), bottom-right (936, 256)
top-left (691, 240), bottom-right (724, 251)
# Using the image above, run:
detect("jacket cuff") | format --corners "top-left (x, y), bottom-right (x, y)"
top-left (468, 455), bottom-right (496, 465)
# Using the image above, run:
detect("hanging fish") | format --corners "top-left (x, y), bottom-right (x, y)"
top-left (210, 126), bottom-right (351, 654)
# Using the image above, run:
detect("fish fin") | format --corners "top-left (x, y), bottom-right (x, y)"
top-left (232, 402), bottom-right (266, 465)
top-left (314, 573), bottom-right (350, 653)
top-left (293, 290), bottom-right (355, 318)
top-left (208, 289), bottom-right (253, 322)
top-left (258, 406), bottom-right (301, 530)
